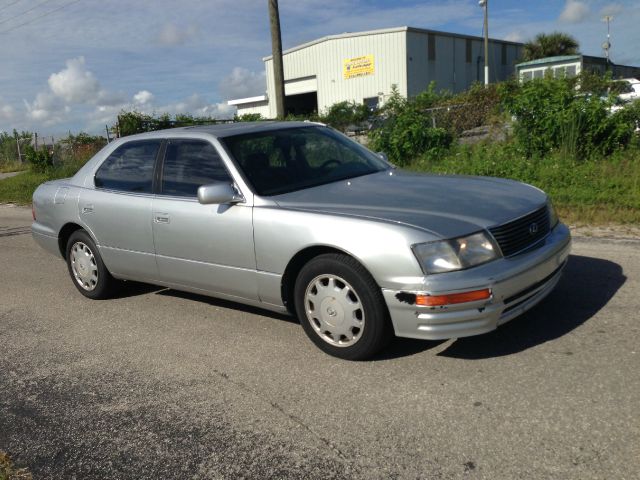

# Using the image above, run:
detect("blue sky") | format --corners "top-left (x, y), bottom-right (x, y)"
top-left (0, 0), bottom-right (638, 134)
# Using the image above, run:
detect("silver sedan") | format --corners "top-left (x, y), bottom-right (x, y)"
top-left (32, 122), bottom-right (571, 359)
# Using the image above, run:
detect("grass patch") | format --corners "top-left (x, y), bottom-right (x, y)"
top-left (0, 162), bottom-right (28, 173)
top-left (0, 451), bottom-right (32, 480)
top-left (412, 142), bottom-right (640, 225)
top-left (0, 161), bottom-right (83, 204)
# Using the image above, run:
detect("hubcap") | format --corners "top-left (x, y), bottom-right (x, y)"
top-left (304, 274), bottom-right (364, 347)
top-left (70, 241), bottom-right (98, 291)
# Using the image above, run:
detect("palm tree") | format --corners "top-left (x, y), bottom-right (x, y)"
top-left (522, 32), bottom-right (580, 61)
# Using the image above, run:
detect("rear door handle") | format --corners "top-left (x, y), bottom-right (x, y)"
top-left (154, 213), bottom-right (170, 224)
top-left (82, 204), bottom-right (94, 214)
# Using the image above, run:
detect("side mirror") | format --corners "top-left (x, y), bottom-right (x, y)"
top-left (197, 182), bottom-right (245, 205)
top-left (377, 152), bottom-right (389, 162)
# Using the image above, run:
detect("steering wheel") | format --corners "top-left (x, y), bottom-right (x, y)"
top-left (319, 159), bottom-right (341, 170)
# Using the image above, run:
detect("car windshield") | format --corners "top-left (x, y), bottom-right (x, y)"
top-left (221, 126), bottom-right (390, 196)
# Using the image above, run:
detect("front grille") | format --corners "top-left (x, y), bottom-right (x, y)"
top-left (489, 206), bottom-right (550, 257)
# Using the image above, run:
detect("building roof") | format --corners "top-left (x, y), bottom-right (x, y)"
top-left (263, 26), bottom-right (523, 61)
top-left (515, 54), bottom-right (640, 72)
top-left (227, 95), bottom-right (268, 106)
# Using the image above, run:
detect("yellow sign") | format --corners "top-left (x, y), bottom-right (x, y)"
top-left (343, 55), bottom-right (375, 79)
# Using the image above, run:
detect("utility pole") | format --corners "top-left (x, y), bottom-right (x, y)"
top-left (479, 0), bottom-right (489, 86)
top-left (268, 0), bottom-right (286, 118)
top-left (602, 15), bottom-right (613, 65)
top-left (14, 132), bottom-right (22, 163)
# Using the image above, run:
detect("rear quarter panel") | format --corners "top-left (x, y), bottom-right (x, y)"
top-left (32, 180), bottom-right (82, 257)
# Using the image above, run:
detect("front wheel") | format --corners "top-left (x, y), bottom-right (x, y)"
top-left (294, 254), bottom-right (392, 360)
top-left (66, 230), bottom-right (118, 299)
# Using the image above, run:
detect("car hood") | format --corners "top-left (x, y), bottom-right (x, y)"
top-left (271, 170), bottom-right (547, 239)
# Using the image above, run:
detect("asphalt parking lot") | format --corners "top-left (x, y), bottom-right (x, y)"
top-left (1, 204), bottom-right (639, 479)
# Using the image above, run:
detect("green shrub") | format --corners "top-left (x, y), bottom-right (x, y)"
top-left (234, 113), bottom-right (264, 122)
top-left (368, 86), bottom-right (452, 164)
top-left (320, 101), bottom-right (370, 132)
top-left (369, 109), bottom-right (452, 165)
top-left (500, 75), bottom-right (637, 158)
top-left (23, 146), bottom-right (54, 173)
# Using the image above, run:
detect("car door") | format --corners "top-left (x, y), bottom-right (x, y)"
top-left (79, 139), bottom-right (161, 281)
top-left (151, 138), bottom-right (257, 301)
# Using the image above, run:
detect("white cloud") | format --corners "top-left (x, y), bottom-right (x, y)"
top-left (133, 90), bottom-right (154, 105)
top-left (601, 3), bottom-right (623, 16)
top-left (158, 23), bottom-right (198, 46)
top-left (0, 98), bottom-right (15, 121)
top-left (504, 31), bottom-right (524, 42)
top-left (156, 94), bottom-right (236, 118)
top-left (48, 57), bottom-right (100, 104)
top-left (218, 67), bottom-right (266, 101)
top-left (559, 0), bottom-right (590, 23)
top-left (24, 92), bottom-right (66, 125)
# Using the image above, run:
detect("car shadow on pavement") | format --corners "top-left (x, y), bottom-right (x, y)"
top-left (155, 289), bottom-right (299, 324)
top-left (371, 337), bottom-right (447, 361)
top-left (111, 281), bottom-right (167, 299)
top-left (436, 254), bottom-right (626, 359)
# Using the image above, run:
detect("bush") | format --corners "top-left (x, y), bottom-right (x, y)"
top-left (368, 87), bottom-right (453, 164)
top-left (500, 75), bottom-right (637, 158)
top-left (320, 101), bottom-right (370, 132)
top-left (234, 113), bottom-right (264, 122)
top-left (369, 109), bottom-right (452, 165)
top-left (23, 145), bottom-right (54, 173)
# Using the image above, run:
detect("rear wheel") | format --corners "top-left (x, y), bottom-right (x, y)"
top-left (66, 230), bottom-right (118, 299)
top-left (294, 253), bottom-right (392, 360)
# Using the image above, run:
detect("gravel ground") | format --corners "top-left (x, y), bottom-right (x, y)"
top-left (1, 204), bottom-right (639, 479)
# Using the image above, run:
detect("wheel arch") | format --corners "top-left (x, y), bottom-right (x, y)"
top-left (280, 245), bottom-right (374, 315)
top-left (58, 222), bottom-right (89, 259)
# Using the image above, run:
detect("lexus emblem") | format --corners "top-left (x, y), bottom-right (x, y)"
top-left (529, 222), bottom-right (539, 235)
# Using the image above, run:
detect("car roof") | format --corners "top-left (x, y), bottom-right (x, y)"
top-left (127, 121), bottom-right (322, 140)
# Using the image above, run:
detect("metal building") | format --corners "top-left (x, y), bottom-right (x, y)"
top-left (228, 26), bottom-right (523, 118)
top-left (515, 55), bottom-right (640, 82)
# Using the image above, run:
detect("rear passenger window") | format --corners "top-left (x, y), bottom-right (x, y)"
top-left (161, 140), bottom-right (231, 197)
top-left (95, 140), bottom-right (160, 193)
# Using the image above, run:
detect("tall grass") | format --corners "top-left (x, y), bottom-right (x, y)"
top-left (413, 142), bottom-right (640, 225)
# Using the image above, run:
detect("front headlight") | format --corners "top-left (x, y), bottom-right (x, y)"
top-left (412, 231), bottom-right (499, 274)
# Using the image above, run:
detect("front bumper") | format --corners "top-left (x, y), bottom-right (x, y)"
top-left (383, 223), bottom-right (571, 340)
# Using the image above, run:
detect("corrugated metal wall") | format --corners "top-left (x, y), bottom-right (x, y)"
top-left (407, 30), bottom-right (522, 95)
top-left (265, 30), bottom-right (407, 117)
top-left (258, 28), bottom-right (523, 118)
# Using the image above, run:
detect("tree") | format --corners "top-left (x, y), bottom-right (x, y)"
top-left (522, 32), bottom-right (580, 62)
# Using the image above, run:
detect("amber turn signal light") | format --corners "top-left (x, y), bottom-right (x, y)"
top-left (416, 288), bottom-right (492, 307)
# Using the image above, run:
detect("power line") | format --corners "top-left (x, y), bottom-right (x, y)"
top-left (0, 0), bottom-right (82, 33)
top-left (0, 0), bottom-right (54, 27)
top-left (0, 0), bottom-right (24, 15)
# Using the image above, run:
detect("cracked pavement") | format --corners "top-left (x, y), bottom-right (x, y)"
top-left (1, 204), bottom-right (639, 479)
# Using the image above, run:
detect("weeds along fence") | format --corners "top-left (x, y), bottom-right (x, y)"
top-left (0, 132), bottom-right (56, 166)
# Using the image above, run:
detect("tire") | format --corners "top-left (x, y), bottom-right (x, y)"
top-left (294, 253), bottom-right (393, 360)
top-left (66, 230), bottom-right (118, 299)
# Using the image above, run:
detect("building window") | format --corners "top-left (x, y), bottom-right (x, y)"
top-left (466, 39), bottom-right (472, 63)
top-left (522, 71), bottom-right (533, 82)
top-left (428, 33), bottom-right (436, 61)
top-left (565, 65), bottom-right (577, 77)
top-left (501, 44), bottom-right (507, 65)
top-left (533, 70), bottom-right (543, 79)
